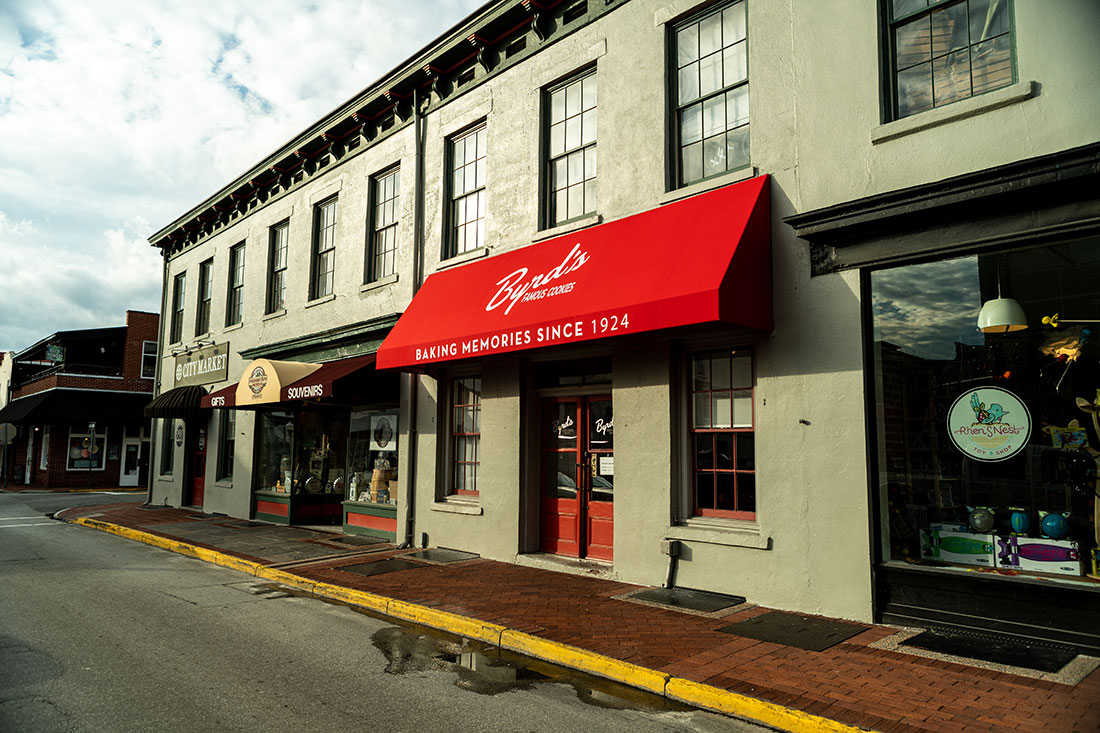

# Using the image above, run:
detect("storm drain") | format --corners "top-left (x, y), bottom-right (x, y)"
top-left (629, 587), bottom-right (746, 614)
top-left (901, 629), bottom-right (1078, 673)
top-left (717, 611), bottom-right (867, 652)
top-left (405, 548), bottom-right (480, 564)
top-left (340, 558), bottom-right (423, 577)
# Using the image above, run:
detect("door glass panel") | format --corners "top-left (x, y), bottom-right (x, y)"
top-left (588, 400), bottom-right (613, 450)
top-left (124, 445), bottom-right (139, 473)
top-left (550, 402), bottom-right (578, 443)
top-left (546, 452), bottom-right (577, 499)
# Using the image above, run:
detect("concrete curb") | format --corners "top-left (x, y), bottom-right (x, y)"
top-left (70, 516), bottom-right (871, 733)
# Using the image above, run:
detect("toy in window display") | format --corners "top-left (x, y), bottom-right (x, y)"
top-left (1039, 510), bottom-right (1071, 540)
top-left (967, 506), bottom-right (995, 532)
top-left (1008, 507), bottom-right (1030, 535)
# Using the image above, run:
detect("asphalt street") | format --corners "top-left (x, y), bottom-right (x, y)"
top-left (0, 491), bottom-right (767, 732)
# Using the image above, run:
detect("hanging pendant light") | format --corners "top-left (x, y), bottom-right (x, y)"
top-left (978, 297), bottom-right (1028, 333)
top-left (977, 259), bottom-right (1027, 333)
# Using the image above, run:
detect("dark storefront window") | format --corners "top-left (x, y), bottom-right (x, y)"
top-left (346, 410), bottom-right (399, 504)
top-left (871, 240), bottom-right (1099, 584)
top-left (159, 419), bottom-right (174, 476)
top-left (217, 409), bottom-right (235, 481)
top-left (451, 376), bottom-right (481, 496)
top-left (256, 410), bottom-right (347, 496)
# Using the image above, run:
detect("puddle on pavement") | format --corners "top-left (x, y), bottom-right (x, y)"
top-left (369, 625), bottom-right (695, 713)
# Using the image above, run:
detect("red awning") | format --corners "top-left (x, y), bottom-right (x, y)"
top-left (376, 175), bottom-right (771, 370)
top-left (200, 383), bottom-right (237, 409)
top-left (278, 354), bottom-right (376, 401)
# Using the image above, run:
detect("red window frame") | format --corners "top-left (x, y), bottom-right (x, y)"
top-left (690, 350), bottom-right (755, 519)
top-left (450, 376), bottom-right (481, 496)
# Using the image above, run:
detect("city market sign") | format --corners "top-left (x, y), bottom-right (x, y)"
top-left (174, 342), bottom-right (229, 387)
top-left (947, 386), bottom-right (1031, 462)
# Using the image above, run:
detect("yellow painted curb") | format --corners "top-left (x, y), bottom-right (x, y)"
top-left (388, 599), bottom-right (506, 646)
top-left (499, 629), bottom-right (669, 696)
top-left (71, 516), bottom-right (870, 733)
top-left (665, 677), bottom-right (870, 733)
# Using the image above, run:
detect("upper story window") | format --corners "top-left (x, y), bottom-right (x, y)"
top-left (169, 273), bottom-right (186, 344)
top-left (267, 220), bottom-right (289, 314)
top-left (367, 167), bottom-right (400, 281)
top-left (196, 259), bottom-right (213, 336)
top-left (311, 197), bottom-right (338, 299)
top-left (888, 0), bottom-right (1013, 119)
top-left (689, 349), bottom-right (755, 519)
top-left (141, 341), bottom-right (157, 379)
top-left (673, 1), bottom-right (749, 187)
top-left (448, 124), bottom-right (486, 257)
top-left (547, 70), bottom-right (596, 226)
top-left (226, 243), bottom-right (245, 326)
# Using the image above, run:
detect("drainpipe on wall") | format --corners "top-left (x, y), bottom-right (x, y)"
top-left (399, 85), bottom-right (428, 549)
top-left (145, 248), bottom-right (171, 506)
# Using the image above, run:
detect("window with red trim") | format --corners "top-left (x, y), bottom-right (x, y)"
top-left (450, 376), bottom-right (481, 496)
top-left (690, 350), bottom-right (754, 519)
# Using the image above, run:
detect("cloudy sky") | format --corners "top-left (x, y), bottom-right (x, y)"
top-left (0, 0), bottom-right (484, 353)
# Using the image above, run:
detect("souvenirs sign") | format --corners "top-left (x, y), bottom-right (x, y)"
top-left (947, 386), bottom-right (1031, 462)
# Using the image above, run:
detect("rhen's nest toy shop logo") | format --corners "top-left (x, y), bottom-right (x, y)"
top-left (947, 386), bottom-right (1031, 462)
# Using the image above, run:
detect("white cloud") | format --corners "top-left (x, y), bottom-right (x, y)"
top-left (0, 0), bottom-right (483, 352)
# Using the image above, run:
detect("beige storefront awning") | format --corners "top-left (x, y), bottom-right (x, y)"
top-left (234, 359), bottom-right (321, 406)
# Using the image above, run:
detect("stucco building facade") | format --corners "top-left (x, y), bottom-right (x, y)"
top-left (147, 0), bottom-right (1100, 653)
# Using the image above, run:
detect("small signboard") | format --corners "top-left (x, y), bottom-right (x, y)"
top-left (174, 342), bottom-right (230, 387)
top-left (0, 423), bottom-right (15, 445)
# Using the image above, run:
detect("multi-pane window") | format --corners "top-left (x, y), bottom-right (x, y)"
top-left (674, 1), bottom-right (749, 187)
top-left (169, 273), bottom-right (186, 344)
top-left (690, 350), bottom-right (755, 519)
top-left (451, 376), bottom-right (482, 496)
top-left (547, 71), bottom-right (596, 225)
top-left (368, 167), bottom-right (400, 281)
top-left (217, 410), bottom-right (235, 481)
top-left (196, 259), bottom-right (213, 336)
top-left (141, 341), bottom-right (157, 379)
top-left (226, 243), bottom-right (245, 326)
top-left (448, 125), bottom-right (486, 257)
top-left (889, 0), bottom-right (1013, 119)
top-left (311, 197), bottom-right (338, 299)
top-left (160, 419), bottom-right (174, 475)
top-left (267, 220), bottom-right (289, 313)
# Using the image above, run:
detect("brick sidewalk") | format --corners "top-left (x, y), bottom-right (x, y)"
top-left (57, 503), bottom-right (1100, 732)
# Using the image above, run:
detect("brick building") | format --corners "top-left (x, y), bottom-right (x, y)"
top-left (0, 311), bottom-right (159, 489)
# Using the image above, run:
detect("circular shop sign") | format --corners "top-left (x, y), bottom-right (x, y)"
top-left (947, 386), bottom-right (1031, 462)
top-left (248, 366), bottom-right (268, 395)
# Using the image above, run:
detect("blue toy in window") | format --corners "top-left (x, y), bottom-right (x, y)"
top-left (1009, 508), bottom-right (1030, 535)
top-left (1039, 511), bottom-right (1070, 540)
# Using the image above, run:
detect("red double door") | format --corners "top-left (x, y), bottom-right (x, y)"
top-left (540, 396), bottom-right (613, 561)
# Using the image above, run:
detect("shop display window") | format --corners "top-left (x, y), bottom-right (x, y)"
top-left (67, 427), bottom-right (106, 471)
top-left (346, 410), bottom-right (398, 504)
top-left (257, 410), bottom-right (347, 496)
top-left (871, 239), bottom-right (1100, 583)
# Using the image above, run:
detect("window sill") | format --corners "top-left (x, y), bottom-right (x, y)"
top-left (304, 293), bottom-right (336, 308)
top-left (666, 520), bottom-right (771, 550)
top-left (262, 309), bottom-right (286, 321)
top-left (438, 247), bottom-right (489, 270)
top-left (223, 322), bottom-right (243, 333)
top-left (660, 167), bottom-right (757, 206)
top-left (431, 499), bottom-right (483, 516)
top-left (872, 80), bottom-right (1036, 145)
top-left (214, 480), bottom-right (232, 489)
top-left (361, 273), bottom-right (398, 293)
top-left (534, 214), bottom-right (602, 242)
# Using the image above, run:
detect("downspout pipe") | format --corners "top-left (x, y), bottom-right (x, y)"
top-left (399, 85), bottom-right (428, 549)
top-left (145, 247), bottom-right (171, 506)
